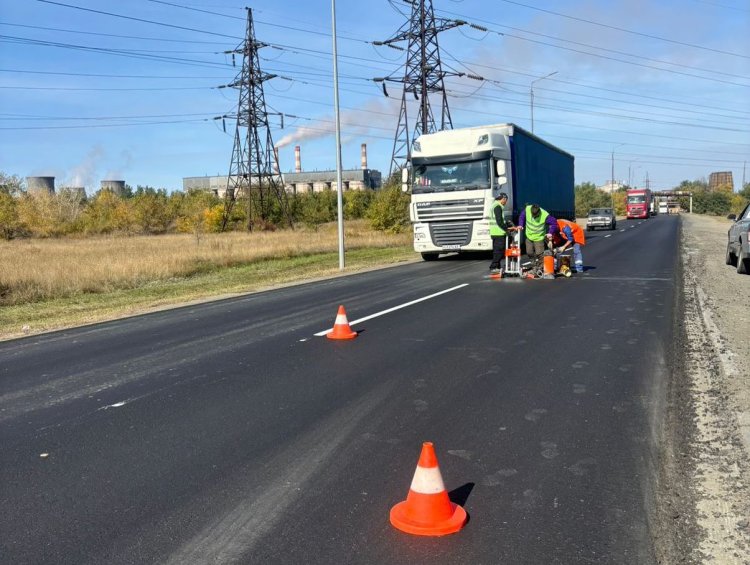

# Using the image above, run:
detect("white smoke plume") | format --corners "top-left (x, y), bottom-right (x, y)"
top-left (275, 97), bottom-right (398, 148)
top-left (65, 144), bottom-right (106, 189)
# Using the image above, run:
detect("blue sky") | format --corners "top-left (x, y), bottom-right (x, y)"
top-left (1, 0), bottom-right (748, 193)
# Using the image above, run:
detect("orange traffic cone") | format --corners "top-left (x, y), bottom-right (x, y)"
top-left (326, 305), bottom-right (357, 340)
top-left (390, 442), bottom-right (467, 536)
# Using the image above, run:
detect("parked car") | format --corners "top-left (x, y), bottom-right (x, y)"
top-left (726, 202), bottom-right (750, 274)
top-left (586, 208), bottom-right (616, 231)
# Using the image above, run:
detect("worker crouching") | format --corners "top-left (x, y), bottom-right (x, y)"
top-left (553, 218), bottom-right (586, 273)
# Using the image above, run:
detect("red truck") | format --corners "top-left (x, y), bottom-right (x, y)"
top-left (626, 188), bottom-right (652, 219)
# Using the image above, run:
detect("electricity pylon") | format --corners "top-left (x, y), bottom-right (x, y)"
top-left (221, 8), bottom-right (292, 232)
top-left (375, 0), bottom-right (464, 176)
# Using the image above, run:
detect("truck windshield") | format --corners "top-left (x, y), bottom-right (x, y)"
top-left (413, 160), bottom-right (490, 194)
top-left (628, 195), bottom-right (646, 204)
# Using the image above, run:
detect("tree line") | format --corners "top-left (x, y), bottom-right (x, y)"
top-left (2, 171), bottom-right (748, 241)
top-left (0, 172), bottom-right (410, 240)
top-left (575, 179), bottom-right (749, 219)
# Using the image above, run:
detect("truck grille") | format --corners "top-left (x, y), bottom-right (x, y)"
top-left (415, 198), bottom-right (484, 221)
top-left (430, 222), bottom-right (472, 247)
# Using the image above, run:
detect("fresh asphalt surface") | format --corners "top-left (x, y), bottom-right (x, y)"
top-left (1, 216), bottom-right (680, 564)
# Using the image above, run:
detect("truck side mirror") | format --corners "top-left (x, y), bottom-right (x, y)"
top-left (401, 168), bottom-right (410, 193)
top-left (496, 176), bottom-right (507, 187)
top-left (727, 213), bottom-right (737, 221)
top-left (495, 160), bottom-right (506, 176)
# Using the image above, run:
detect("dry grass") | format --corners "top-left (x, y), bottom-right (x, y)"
top-left (0, 220), bottom-right (410, 306)
top-left (0, 220), bottom-right (415, 339)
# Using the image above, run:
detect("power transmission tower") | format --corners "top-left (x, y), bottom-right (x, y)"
top-left (375, 0), bottom-right (464, 176)
top-left (221, 8), bottom-right (292, 232)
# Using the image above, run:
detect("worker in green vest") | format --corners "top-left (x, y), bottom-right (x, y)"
top-left (518, 203), bottom-right (559, 270)
top-left (489, 192), bottom-right (515, 275)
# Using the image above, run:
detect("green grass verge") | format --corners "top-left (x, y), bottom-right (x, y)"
top-left (0, 246), bottom-right (416, 341)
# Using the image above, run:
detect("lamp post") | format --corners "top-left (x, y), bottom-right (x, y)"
top-left (331, 0), bottom-right (344, 270)
top-left (628, 162), bottom-right (642, 188)
top-left (530, 71), bottom-right (557, 133)
top-left (611, 143), bottom-right (626, 211)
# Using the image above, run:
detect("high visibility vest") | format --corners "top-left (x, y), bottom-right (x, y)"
top-left (489, 201), bottom-right (506, 237)
top-left (525, 205), bottom-right (548, 242)
top-left (557, 219), bottom-right (585, 245)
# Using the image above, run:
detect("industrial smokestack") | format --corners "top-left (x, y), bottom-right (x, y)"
top-left (361, 143), bottom-right (368, 170)
top-left (294, 145), bottom-right (301, 173)
top-left (273, 147), bottom-right (280, 175)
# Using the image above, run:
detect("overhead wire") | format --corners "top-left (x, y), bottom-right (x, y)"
top-left (494, 0), bottom-right (750, 59)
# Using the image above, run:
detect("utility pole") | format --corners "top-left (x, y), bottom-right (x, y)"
top-left (221, 8), bottom-right (292, 232)
top-left (530, 71), bottom-right (557, 134)
top-left (374, 0), bottom-right (464, 176)
top-left (331, 0), bottom-right (345, 269)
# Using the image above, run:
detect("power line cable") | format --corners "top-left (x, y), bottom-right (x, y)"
top-left (493, 0), bottom-right (750, 59)
top-left (0, 35), bottom-right (232, 69)
top-left (0, 22), bottom-right (228, 44)
top-left (435, 17), bottom-right (750, 87)
top-left (36, 0), bottom-right (242, 40)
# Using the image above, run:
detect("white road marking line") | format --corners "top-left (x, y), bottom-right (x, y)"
top-left (314, 283), bottom-right (469, 336)
top-left (604, 234), bottom-right (612, 238)
top-left (619, 229), bottom-right (626, 232)
top-left (98, 400), bottom-right (128, 411)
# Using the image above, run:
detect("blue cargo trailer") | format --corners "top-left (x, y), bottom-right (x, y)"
top-left (405, 123), bottom-right (575, 260)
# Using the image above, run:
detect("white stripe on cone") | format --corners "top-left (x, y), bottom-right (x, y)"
top-left (335, 314), bottom-right (348, 325)
top-left (410, 465), bottom-right (446, 494)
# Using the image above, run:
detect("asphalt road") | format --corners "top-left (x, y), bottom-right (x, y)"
top-left (1, 215), bottom-right (680, 564)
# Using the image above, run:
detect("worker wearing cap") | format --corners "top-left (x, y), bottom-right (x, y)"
top-left (489, 192), bottom-right (515, 275)
top-left (554, 218), bottom-right (586, 273)
top-left (518, 204), bottom-right (559, 269)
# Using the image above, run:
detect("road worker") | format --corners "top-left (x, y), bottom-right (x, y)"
top-left (489, 192), bottom-right (516, 275)
top-left (553, 218), bottom-right (586, 273)
top-left (517, 203), bottom-right (559, 270)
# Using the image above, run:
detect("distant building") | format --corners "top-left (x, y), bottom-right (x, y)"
top-left (283, 169), bottom-right (382, 194)
top-left (597, 181), bottom-right (624, 194)
top-left (708, 171), bottom-right (733, 192)
top-left (183, 169), bottom-right (382, 198)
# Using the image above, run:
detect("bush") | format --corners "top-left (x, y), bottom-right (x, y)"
top-left (575, 182), bottom-right (612, 218)
top-left (0, 191), bottom-right (21, 240)
top-left (367, 180), bottom-right (410, 233)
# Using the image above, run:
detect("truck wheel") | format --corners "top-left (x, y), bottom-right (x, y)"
top-left (726, 244), bottom-right (737, 266)
top-left (421, 253), bottom-right (439, 262)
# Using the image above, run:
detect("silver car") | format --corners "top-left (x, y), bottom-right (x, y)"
top-left (586, 208), bottom-right (616, 231)
top-left (726, 202), bottom-right (750, 274)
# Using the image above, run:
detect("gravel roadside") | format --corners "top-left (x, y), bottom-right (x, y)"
top-left (657, 213), bottom-right (750, 564)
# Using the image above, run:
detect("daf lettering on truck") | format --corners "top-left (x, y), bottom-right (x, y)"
top-left (403, 124), bottom-right (575, 261)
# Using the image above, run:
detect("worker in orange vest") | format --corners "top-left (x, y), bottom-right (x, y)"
top-left (554, 218), bottom-right (585, 273)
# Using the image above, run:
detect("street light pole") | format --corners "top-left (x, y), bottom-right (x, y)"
top-left (331, 0), bottom-right (344, 270)
top-left (611, 143), bottom-right (625, 211)
top-left (530, 71), bottom-right (557, 133)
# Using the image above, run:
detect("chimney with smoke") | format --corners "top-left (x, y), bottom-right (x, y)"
top-left (295, 146), bottom-right (302, 173)
top-left (361, 143), bottom-right (368, 170)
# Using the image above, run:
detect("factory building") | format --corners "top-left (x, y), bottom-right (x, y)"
top-left (183, 144), bottom-right (382, 197)
top-left (708, 171), bottom-right (733, 192)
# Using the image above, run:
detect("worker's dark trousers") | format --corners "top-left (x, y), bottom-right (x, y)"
top-left (525, 239), bottom-right (545, 268)
top-left (490, 236), bottom-right (506, 270)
